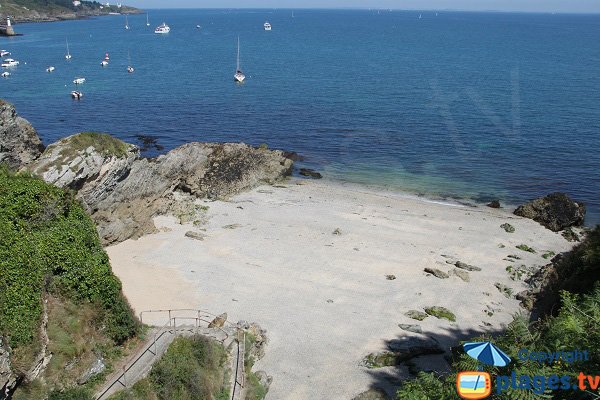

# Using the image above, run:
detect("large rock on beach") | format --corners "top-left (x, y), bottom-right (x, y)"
top-left (0, 99), bottom-right (44, 169)
top-left (28, 132), bottom-right (293, 245)
top-left (514, 193), bottom-right (585, 232)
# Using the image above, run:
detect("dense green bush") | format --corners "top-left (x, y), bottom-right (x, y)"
top-left (0, 168), bottom-right (139, 348)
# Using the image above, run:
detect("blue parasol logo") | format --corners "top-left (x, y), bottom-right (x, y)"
top-left (463, 342), bottom-right (511, 367)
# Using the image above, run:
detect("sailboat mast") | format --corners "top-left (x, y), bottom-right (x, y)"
top-left (236, 37), bottom-right (240, 71)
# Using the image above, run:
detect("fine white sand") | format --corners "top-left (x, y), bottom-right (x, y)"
top-left (107, 179), bottom-right (574, 399)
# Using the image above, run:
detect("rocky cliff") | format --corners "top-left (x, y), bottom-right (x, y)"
top-left (0, 99), bottom-right (293, 245)
top-left (0, 1), bottom-right (140, 24)
top-left (0, 100), bottom-right (44, 170)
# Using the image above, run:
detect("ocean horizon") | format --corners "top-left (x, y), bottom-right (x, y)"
top-left (2, 9), bottom-right (599, 224)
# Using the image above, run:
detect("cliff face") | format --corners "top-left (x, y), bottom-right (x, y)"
top-left (0, 100), bottom-right (44, 170)
top-left (0, 99), bottom-right (293, 246)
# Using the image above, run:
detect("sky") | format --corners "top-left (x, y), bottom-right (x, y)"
top-left (125, 0), bottom-right (600, 13)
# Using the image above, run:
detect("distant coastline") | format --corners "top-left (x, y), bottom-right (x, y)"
top-left (0, 2), bottom-right (141, 25)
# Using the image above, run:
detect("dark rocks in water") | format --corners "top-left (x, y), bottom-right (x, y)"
top-left (0, 99), bottom-right (44, 170)
top-left (134, 134), bottom-right (165, 153)
top-left (282, 151), bottom-right (305, 162)
top-left (514, 193), bottom-right (585, 232)
top-left (487, 200), bottom-right (501, 209)
top-left (299, 168), bottom-right (322, 179)
top-left (423, 268), bottom-right (449, 279)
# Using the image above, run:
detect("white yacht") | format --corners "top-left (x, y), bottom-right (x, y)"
top-left (0, 50), bottom-right (10, 57)
top-left (264, 22), bottom-right (272, 31)
top-left (234, 37), bottom-right (245, 83)
top-left (71, 91), bottom-right (83, 99)
top-left (73, 77), bottom-right (86, 84)
top-left (1, 59), bottom-right (19, 67)
top-left (154, 23), bottom-right (170, 34)
top-left (47, 66), bottom-right (55, 72)
top-left (1, 72), bottom-right (10, 78)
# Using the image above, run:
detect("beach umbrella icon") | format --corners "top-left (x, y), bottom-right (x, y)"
top-left (463, 342), bottom-right (511, 367)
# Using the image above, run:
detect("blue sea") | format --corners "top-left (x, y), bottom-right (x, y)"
top-left (1, 9), bottom-right (599, 224)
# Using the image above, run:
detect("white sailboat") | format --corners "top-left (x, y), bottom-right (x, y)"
top-left (234, 37), bottom-right (245, 83)
top-left (146, 13), bottom-right (150, 27)
top-left (125, 15), bottom-right (130, 30)
top-left (65, 38), bottom-right (72, 60)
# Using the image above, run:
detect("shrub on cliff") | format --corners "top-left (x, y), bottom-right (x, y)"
top-left (0, 167), bottom-right (139, 348)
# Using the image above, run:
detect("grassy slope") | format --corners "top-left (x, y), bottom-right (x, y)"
top-left (0, 168), bottom-right (141, 397)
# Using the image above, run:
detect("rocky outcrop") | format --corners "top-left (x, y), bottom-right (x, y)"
top-left (0, 99), bottom-right (44, 170)
top-left (514, 193), bottom-right (586, 232)
top-left (29, 133), bottom-right (293, 245)
top-left (0, 338), bottom-right (16, 398)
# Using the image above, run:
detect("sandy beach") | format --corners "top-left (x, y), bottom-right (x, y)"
top-left (107, 179), bottom-right (574, 399)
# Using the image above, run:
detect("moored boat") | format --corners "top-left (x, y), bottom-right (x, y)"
top-left (154, 23), bottom-right (170, 34)
top-left (47, 66), bottom-right (55, 72)
top-left (73, 77), bottom-right (86, 84)
top-left (1, 58), bottom-right (19, 67)
top-left (71, 91), bottom-right (83, 99)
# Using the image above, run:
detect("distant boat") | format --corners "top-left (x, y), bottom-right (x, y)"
top-left (125, 15), bottom-right (130, 30)
top-left (0, 50), bottom-right (9, 57)
top-left (73, 77), bottom-right (86, 85)
top-left (101, 60), bottom-right (109, 67)
top-left (155, 23), bottom-right (170, 34)
top-left (46, 66), bottom-right (55, 72)
top-left (1, 71), bottom-right (9, 78)
top-left (104, 52), bottom-right (110, 61)
top-left (1, 58), bottom-right (19, 67)
top-left (292, 10), bottom-right (295, 18)
top-left (65, 38), bottom-right (72, 60)
top-left (71, 91), bottom-right (83, 99)
top-left (419, 14), bottom-right (422, 19)
top-left (127, 50), bottom-right (134, 73)
top-left (196, 24), bottom-right (201, 29)
top-left (234, 36), bottom-right (245, 83)
top-left (146, 13), bottom-right (150, 27)
top-left (264, 22), bottom-right (272, 31)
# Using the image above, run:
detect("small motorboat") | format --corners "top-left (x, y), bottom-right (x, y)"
top-left (1, 72), bottom-right (10, 78)
top-left (1, 58), bottom-right (19, 68)
top-left (73, 77), bottom-right (86, 84)
top-left (154, 23), bottom-right (170, 34)
top-left (127, 66), bottom-right (134, 73)
top-left (264, 22), bottom-right (272, 31)
top-left (101, 60), bottom-right (109, 67)
top-left (196, 24), bottom-right (201, 29)
top-left (71, 91), bottom-right (83, 99)
top-left (47, 66), bottom-right (55, 72)
top-left (0, 50), bottom-right (10, 57)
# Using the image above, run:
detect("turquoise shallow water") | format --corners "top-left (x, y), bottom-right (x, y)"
top-left (1, 9), bottom-right (599, 224)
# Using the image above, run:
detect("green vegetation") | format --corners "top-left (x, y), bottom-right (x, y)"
top-left (516, 244), bottom-right (537, 253)
top-left (244, 333), bottom-right (268, 400)
top-left (110, 335), bottom-right (230, 400)
top-left (542, 251), bottom-right (556, 260)
top-left (0, 168), bottom-right (140, 398)
top-left (46, 132), bottom-right (131, 159)
top-left (424, 306), bottom-right (456, 322)
top-left (396, 227), bottom-right (600, 399)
